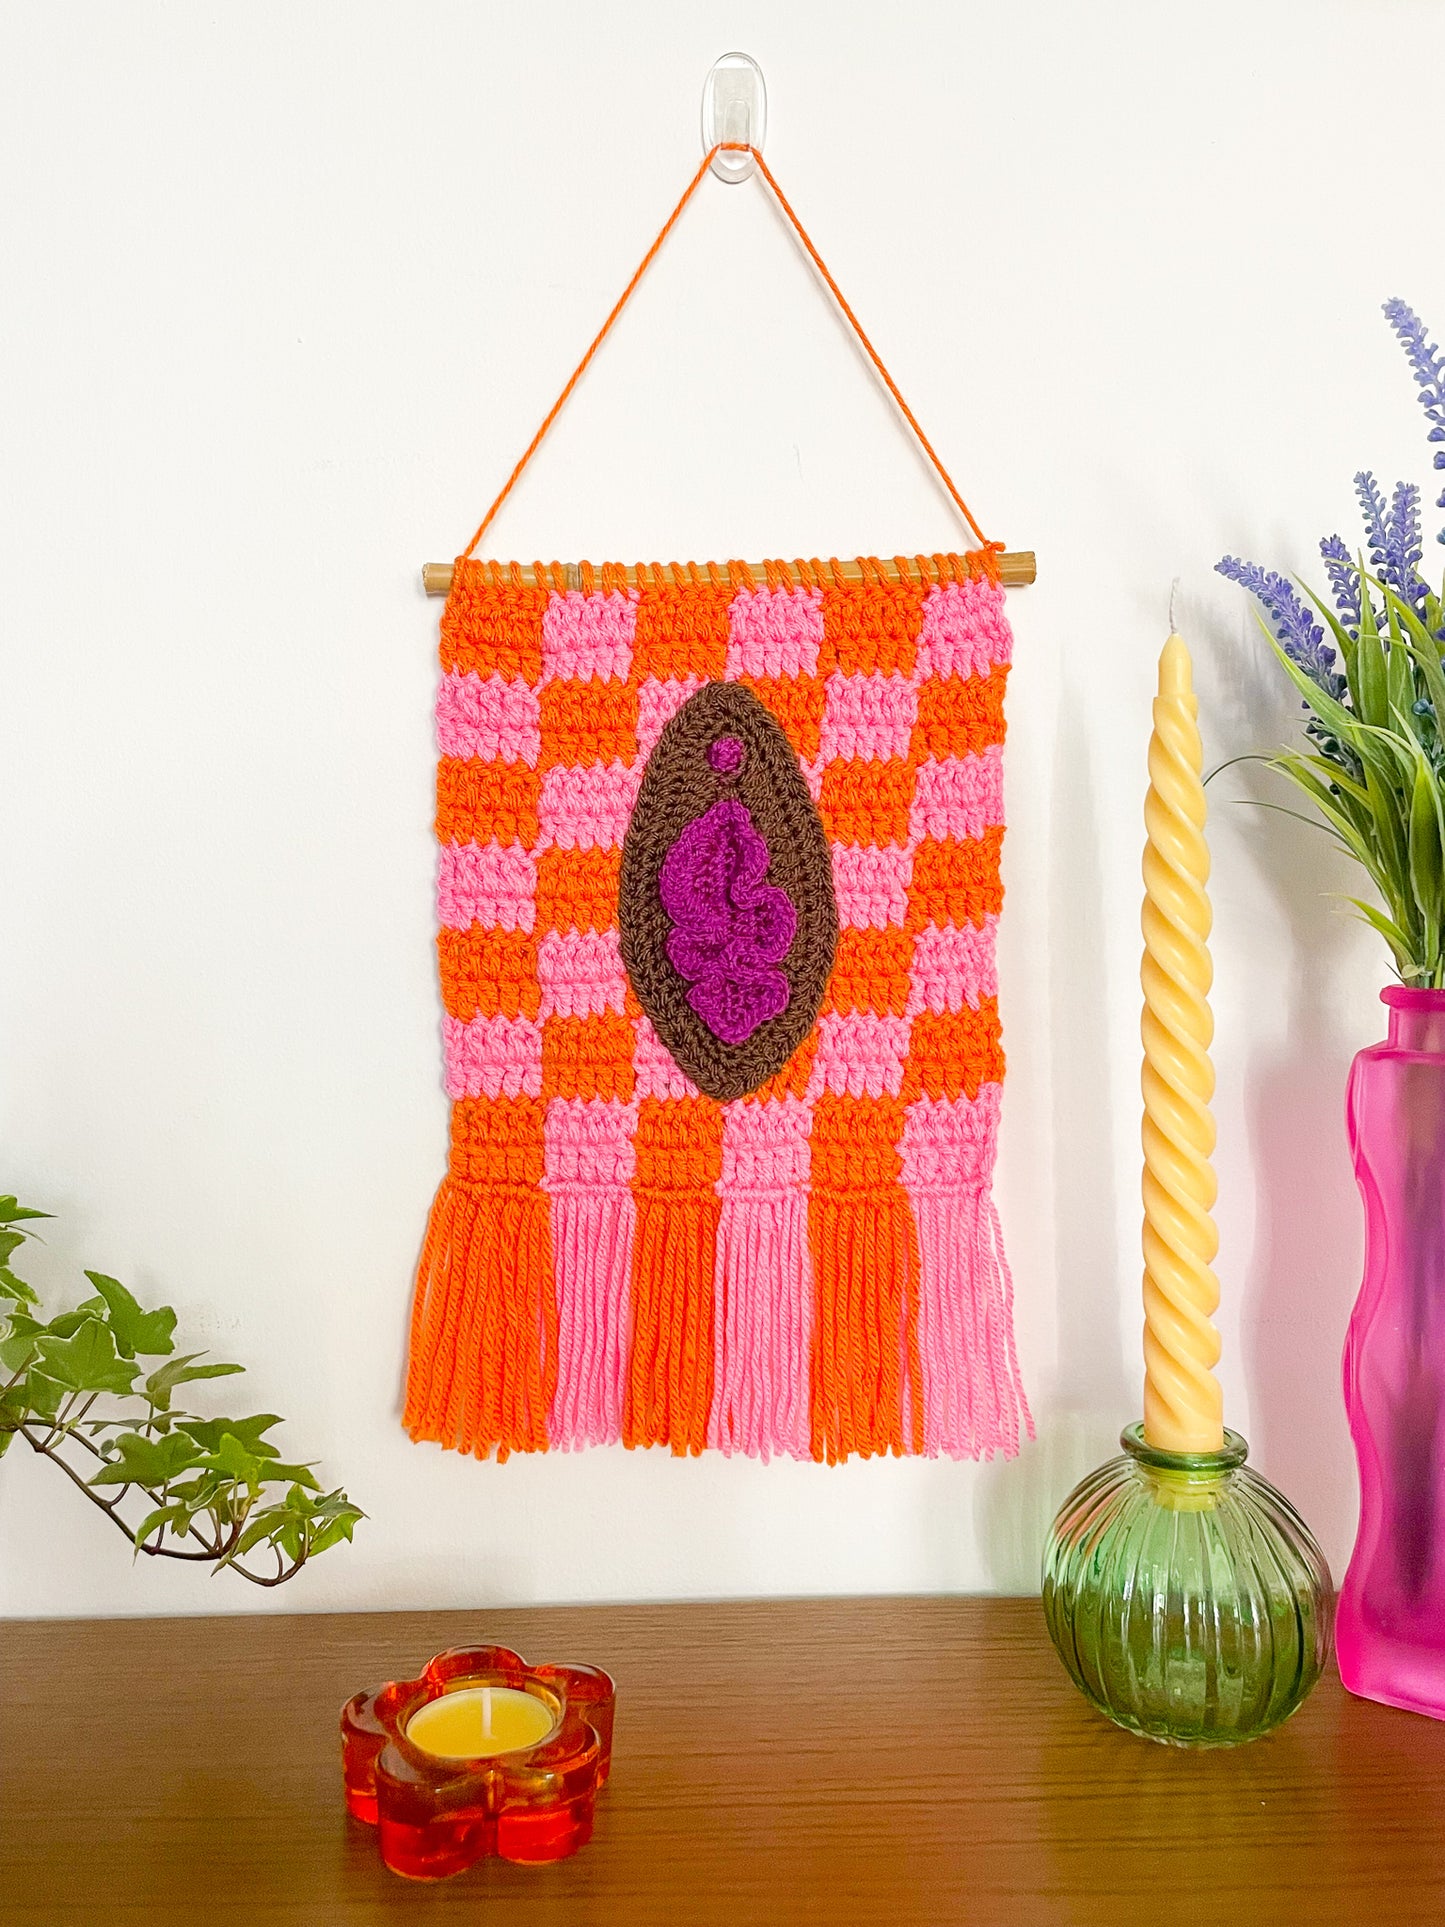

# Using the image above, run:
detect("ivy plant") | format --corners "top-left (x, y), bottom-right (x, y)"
top-left (0, 1194), bottom-right (362, 1587)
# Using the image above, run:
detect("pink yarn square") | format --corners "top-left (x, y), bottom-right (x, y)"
top-left (543, 1097), bottom-right (639, 1189)
top-left (907, 917), bottom-right (999, 1014)
top-left (541, 589), bottom-right (638, 683)
top-left (443, 1013), bottom-right (544, 1100)
top-left (914, 578), bottom-right (1013, 681)
top-left (721, 1097), bottom-right (813, 1192)
top-left (537, 928), bottom-right (628, 1020)
top-left (818, 672), bottom-right (919, 764)
top-left (437, 841), bottom-right (537, 932)
top-left (830, 843), bottom-right (915, 928)
top-left (725, 587), bottom-right (824, 680)
top-left (539, 761), bottom-right (640, 850)
top-left (808, 1012), bottom-right (911, 1099)
top-left (900, 1087), bottom-right (1001, 1191)
top-left (435, 672), bottom-right (541, 764)
top-left (632, 1014), bottom-right (701, 1100)
top-left (908, 746), bottom-right (1005, 843)
top-left (635, 674), bottom-right (705, 759)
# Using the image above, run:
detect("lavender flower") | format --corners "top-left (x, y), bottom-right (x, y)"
top-left (1385, 479), bottom-right (1429, 611)
top-left (1215, 555), bottom-right (1348, 700)
top-left (1354, 470), bottom-right (1390, 571)
top-left (1319, 533), bottom-right (1362, 632)
top-left (1383, 297), bottom-right (1445, 541)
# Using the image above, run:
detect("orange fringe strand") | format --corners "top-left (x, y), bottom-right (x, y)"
top-left (623, 1097), bottom-right (723, 1454)
top-left (405, 1098), bottom-right (558, 1460)
top-left (807, 1096), bottom-right (923, 1462)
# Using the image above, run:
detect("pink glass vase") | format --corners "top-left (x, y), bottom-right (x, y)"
top-left (1339, 985), bottom-right (1445, 1716)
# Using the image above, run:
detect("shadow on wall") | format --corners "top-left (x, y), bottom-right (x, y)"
top-left (974, 704), bottom-right (1133, 1591)
top-left (1207, 600), bottom-right (1361, 1579)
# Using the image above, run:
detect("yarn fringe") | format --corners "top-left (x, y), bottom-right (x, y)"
top-left (808, 1188), bottom-right (923, 1463)
top-left (548, 1189), bottom-right (634, 1449)
top-left (912, 1188), bottom-right (1032, 1458)
top-left (404, 1178), bottom-right (557, 1460)
top-left (710, 1193), bottom-right (813, 1461)
top-left (622, 1193), bottom-right (717, 1454)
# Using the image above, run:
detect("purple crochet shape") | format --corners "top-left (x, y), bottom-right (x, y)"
top-left (707, 736), bottom-right (746, 775)
top-left (658, 797), bottom-right (796, 1046)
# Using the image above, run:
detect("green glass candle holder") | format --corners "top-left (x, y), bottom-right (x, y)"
top-left (1042, 1424), bottom-right (1334, 1747)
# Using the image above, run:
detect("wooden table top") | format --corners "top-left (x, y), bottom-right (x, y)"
top-left (3, 1596), bottom-right (1443, 1926)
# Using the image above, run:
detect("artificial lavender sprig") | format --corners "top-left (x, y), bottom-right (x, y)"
top-left (1383, 297), bottom-right (1445, 542)
top-left (1385, 480), bottom-right (1429, 611)
top-left (1215, 555), bottom-right (1348, 700)
top-left (1354, 471), bottom-right (1390, 573)
top-left (1319, 533), bottom-right (1362, 633)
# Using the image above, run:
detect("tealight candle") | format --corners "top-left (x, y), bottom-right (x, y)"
top-left (406, 1684), bottom-right (556, 1759)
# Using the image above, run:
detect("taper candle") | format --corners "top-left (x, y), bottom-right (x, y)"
top-left (1140, 633), bottom-right (1224, 1453)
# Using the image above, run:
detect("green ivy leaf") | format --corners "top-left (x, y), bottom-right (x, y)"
top-left (225, 1509), bottom-right (289, 1561)
top-left (143, 1354), bottom-right (244, 1410)
top-left (23, 1371), bottom-right (68, 1420)
top-left (41, 1305), bottom-right (103, 1340)
top-left (34, 1320), bottom-right (139, 1394)
top-left (308, 1512), bottom-right (362, 1557)
top-left (0, 1267), bottom-right (39, 1307)
top-left (260, 1460), bottom-right (320, 1491)
top-left (131, 1502), bottom-right (195, 1551)
top-left (201, 1431), bottom-right (265, 1486)
top-left (84, 1273), bottom-right (177, 1359)
top-left (0, 1319), bottom-right (42, 1375)
top-left (177, 1414), bottom-right (282, 1458)
top-left (273, 1519), bottom-right (305, 1563)
top-left (90, 1430), bottom-right (207, 1488)
top-left (0, 1230), bottom-right (27, 1267)
top-left (0, 1198), bottom-right (52, 1225)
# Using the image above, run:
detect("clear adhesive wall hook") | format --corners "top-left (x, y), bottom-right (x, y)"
top-left (702, 53), bottom-right (766, 183)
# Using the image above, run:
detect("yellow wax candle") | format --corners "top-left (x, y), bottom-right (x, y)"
top-left (406, 1685), bottom-right (556, 1759)
top-left (1140, 633), bottom-right (1224, 1454)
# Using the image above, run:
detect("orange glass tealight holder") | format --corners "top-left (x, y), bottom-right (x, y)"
top-left (341, 1644), bottom-right (616, 1879)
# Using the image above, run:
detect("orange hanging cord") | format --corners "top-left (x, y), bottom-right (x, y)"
top-left (459, 142), bottom-right (996, 561)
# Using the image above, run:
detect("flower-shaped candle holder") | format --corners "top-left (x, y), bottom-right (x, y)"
top-left (341, 1645), bottom-right (616, 1878)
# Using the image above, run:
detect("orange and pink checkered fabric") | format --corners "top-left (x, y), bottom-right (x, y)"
top-left (405, 553), bottom-right (1030, 1463)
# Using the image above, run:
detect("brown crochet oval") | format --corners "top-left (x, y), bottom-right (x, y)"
top-left (620, 681), bottom-right (837, 1102)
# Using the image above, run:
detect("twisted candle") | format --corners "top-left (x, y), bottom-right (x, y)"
top-left (1141, 634), bottom-right (1224, 1453)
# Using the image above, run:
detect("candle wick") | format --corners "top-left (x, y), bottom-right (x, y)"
top-left (1168, 577), bottom-right (1180, 634)
top-left (482, 1685), bottom-right (492, 1738)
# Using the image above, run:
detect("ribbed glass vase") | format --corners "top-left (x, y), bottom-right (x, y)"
top-left (1042, 1425), bottom-right (1333, 1747)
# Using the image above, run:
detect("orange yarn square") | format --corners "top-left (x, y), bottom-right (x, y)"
top-left (446, 1095), bottom-right (547, 1186)
top-left (437, 928), bottom-right (541, 1021)
top-left (436, 760), bottom-right (541, 850)
top-left (912, 664), bottom-right (1009, 761)
top-left (901, 1003), bottom-right (1005, 1102)
top-left (542, 1013), bottom-right (636, 1101)
top-left (632, 584), bottom-right (729, 681)
top-left (539, 677), bottom-right (638, 771)
top-left (808, 1092), bottom-right (907, 1188)
top-left (906, 830), bottom-right (1005, 931)
top-left (823, 926), bottom-right (915, 1016)
top-left (440, 569), bottom-right (547, 681)
top-left (533, 846), bottom-right (621, 934)
top-left (632, 1095), bottom-right (725, 1192)
top-left (819, 581), bottom-right (925, 677)
top-left (819, 756), bottom-right (917, 847)
top-left (738, 673), bottom-right (827, 761)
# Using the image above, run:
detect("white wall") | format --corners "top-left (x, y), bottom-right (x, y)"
top-left (1, 0), bottom-right (1431, 1616)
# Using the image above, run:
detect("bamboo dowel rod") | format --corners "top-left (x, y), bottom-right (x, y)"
top-left (421, 552), bottom-right (1037, 597)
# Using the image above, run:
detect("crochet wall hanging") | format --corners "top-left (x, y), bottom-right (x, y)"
top-left (404, 71), bottom-right (1036, 1466)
